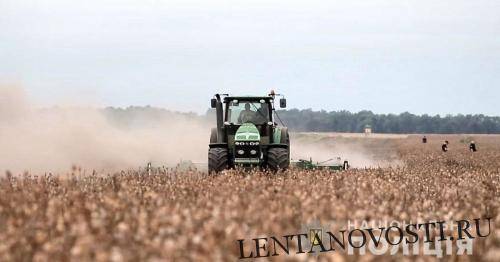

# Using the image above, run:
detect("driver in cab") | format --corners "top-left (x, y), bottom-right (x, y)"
top-left (238, 103), bottom-right (255, 123)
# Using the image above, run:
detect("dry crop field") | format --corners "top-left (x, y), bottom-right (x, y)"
top-left (0, 134), bottom-right (499, 261)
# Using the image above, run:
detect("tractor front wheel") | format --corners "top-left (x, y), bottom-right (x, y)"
top-left (267, 148), bottom-right (289, 172)
top-left (208, 148), bottom-right (229, 173)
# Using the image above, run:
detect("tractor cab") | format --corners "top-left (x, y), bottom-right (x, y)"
top-left (224, 97), bottom-right (273, 126)
top-left (221, 97), bottom-right (275, 143)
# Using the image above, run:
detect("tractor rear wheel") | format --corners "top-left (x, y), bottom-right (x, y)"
top-left (267, 148), bottom-right (289, 172)
top-left (208, 148), bottom-right (228, 173)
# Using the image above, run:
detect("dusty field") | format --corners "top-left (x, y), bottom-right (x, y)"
top-left (0, 134), bottom-right (499, 261)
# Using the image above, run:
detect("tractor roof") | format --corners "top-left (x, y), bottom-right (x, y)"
top-left (224, 96), bottom-right (273, 102)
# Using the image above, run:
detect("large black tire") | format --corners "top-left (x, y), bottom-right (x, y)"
top-left (208, 148), bottom-right (228, 173)
top-left (267, 148), bottom-right (289, 172)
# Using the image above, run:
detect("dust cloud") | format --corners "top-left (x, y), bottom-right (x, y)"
top-left (0, 85), bottom-right (210, 174)
top-left (290, 133), bottom-right (402, 168)
top-left (1, 85), bottom-right (402, 173)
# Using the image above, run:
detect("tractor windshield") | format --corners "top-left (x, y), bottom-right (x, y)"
top-left (227, 100), bottom-right (270, 125)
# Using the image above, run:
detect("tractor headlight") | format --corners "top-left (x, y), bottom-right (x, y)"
top-left (237, 150), bottom-right (245, 155)
top-left (250, 150), bottom-right (257, 155)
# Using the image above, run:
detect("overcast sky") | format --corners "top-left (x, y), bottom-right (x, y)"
top-left (1, 0), bottom-right (499, 115)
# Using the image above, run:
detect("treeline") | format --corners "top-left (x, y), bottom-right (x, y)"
top-left (101, 106), bottom-right (500, 134)
top-left (276, 109), bottom-right (500, 134)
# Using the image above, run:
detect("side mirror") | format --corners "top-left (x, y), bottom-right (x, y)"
top-left (280, 98), bottom-right (287, 108)
top-left (211, 98), bottom-right (217, 108)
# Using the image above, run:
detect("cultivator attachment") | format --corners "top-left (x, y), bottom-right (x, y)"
top-left (292, 157), bottom-right (349, 171)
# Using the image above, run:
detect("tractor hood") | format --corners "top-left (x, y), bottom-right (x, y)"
top-left (235, 123), bottom-right (260, 141)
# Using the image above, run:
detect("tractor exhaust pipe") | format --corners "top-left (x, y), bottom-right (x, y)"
top-left (214, 94), bottom-right (224, 143)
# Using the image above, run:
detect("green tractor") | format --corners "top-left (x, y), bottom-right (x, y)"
top-left (208, 91), bottom-right (290, 173)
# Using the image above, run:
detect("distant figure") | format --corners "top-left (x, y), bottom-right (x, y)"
top-left (469, 141), bottom-right (477, 152)
top-left (422, 136), bottom-right (427, 144)
top-left (442, 142), bottom-right (448, 152)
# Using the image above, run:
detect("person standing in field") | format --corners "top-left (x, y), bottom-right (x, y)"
top-left (442, 141), bottom-right (448, 152)
top-left (422, 136), bottom-right (427, 144)
top-left (469, 141), bottom-right (477, 152)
